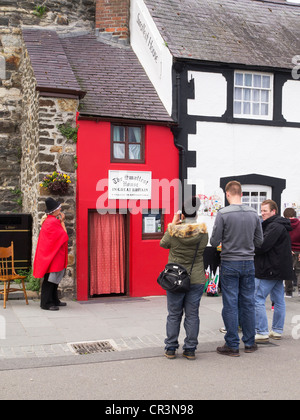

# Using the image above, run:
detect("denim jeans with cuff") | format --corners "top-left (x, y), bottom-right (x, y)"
top-left (220, 260), bottom-right (256, 350)
top-left (165, 284), bottom-right (204, 351)
top-left (255, 278), bottom-right (285, 335)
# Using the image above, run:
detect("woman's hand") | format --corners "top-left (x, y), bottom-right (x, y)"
top-left (57, 212), bottom-right (67, 232)
top-left (172, 211), bottom-right (183, 225)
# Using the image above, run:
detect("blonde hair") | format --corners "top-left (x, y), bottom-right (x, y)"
top-left (40, 214), bottom-right (48, 226)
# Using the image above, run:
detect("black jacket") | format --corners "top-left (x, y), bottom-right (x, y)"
top-left (255, 215), bottom-right (294, 281)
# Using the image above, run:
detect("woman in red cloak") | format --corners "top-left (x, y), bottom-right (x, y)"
top-left (33, 198), bottom-right (69, 311)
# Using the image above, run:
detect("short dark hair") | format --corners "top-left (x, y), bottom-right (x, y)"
top-left (225, 181), bottom-right (242, 196)
top-left (182, 196), bottom-right (200, 218)
top-left (283, 207), bottom-right (296, 218)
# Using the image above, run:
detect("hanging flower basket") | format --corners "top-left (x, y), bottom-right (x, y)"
top-left (40, 171), bottom-right (71, 196)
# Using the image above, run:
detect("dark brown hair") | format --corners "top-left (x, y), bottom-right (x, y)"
top-left (283, 207), bottom-right (296, 218)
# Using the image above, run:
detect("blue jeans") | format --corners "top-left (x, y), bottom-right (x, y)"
top-left (255, 278), bottom-right (286, 335)
top-left (165, 284), bottom-right (204, 351)
top-left (221, 260), bottom-right (256, 350)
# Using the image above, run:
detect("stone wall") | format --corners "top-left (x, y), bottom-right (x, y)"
top-left (0, 0), bottom-right (95, 211)
top-left (20, 38), bottom-right (78, 296)
top-left (0, 26), bottom-right (23, 211)
top-left (0, 0), bottom-right (96, 297)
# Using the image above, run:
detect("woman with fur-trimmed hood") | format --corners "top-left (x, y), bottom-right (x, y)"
top-left (160, 196), bottom-right (208, 360)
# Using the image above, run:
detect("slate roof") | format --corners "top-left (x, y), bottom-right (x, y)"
top-left (22, 29), bottom-right (85, 98)
top-left (22, 29), bottom-right (173, 123)
top-left (61, 33), bottom-right (173, 122)
top-left (144, 0), bottom-right (300, 70)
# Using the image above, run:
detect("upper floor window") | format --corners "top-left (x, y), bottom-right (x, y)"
top-left (234, 71), bottom-right (273, 120)
top-left (111, 125), bottom-right (145, 163)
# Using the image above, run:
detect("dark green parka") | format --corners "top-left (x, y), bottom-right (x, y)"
top-left (160, 219), bottom-right (208, 284)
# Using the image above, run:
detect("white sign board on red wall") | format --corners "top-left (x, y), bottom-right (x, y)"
top-left (108, 170), bottom-right (152, 200)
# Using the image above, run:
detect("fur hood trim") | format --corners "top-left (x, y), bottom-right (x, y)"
top-left (168, 222), bottom-right (208, 238)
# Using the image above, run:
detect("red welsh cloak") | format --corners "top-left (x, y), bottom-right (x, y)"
top-left (33, 215), bottom-right (69, 279)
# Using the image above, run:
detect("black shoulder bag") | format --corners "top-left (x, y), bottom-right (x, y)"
top-left (157, 242), bottom-right (200, 293)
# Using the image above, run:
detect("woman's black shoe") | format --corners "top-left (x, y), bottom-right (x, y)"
top-left (41, 305), bottom-right (59, 311)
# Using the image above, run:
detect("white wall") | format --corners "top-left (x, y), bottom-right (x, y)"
top-left (188, 71), bottom-right (227, 117)
top-left (282, 80), bottom-right (300, 123)
top-left (188, 121), bottom-right (300, 212)
top-left (186, 70), bottom-right (300, 214)
top-left (130, 0), bottom-right (173, 116)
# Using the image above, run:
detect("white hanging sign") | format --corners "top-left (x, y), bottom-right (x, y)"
top-left (108, 170), bottom-right (152, 200)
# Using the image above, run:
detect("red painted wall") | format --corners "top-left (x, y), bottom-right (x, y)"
top-left (76, 119), bottom-right (178, 300)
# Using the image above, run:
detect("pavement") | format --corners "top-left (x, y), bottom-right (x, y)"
top-left (0, 291), bottom-right (299, 367)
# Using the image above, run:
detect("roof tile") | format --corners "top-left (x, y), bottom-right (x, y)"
top-left (144, 0), bottom-right (300, 69)
top-left (22, 29), bottom-right (84, 96)
top-left (61, 33), bottom-right (173, 122)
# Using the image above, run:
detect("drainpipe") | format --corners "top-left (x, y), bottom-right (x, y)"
top-left (171, 65), bottom-right (186, 210)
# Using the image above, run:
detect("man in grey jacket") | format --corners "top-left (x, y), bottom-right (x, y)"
top-left (211, 181), bottom-right (263, 357)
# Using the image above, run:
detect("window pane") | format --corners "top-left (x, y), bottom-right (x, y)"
top-left (113, 126), bottom-right (125, 142)
top-left (235, 73), bottom-right (243, 86)
top-left (235, 87), bottom-right (242, 100)
top-left (142, 212), bottom-right (163, 234)
top-left (243, 102), bottom-right (251, 114)
top-left (245, 74), bottom-right (252, 87)
top-left (261, 103), bottom-right (269, 115)
top-left (234, 101), bottom-right (242, 114)
top-left (114, 143), bottom-right (125, 159)
top-left (243, 89), bottom-right (251, 101)
top-left (254, 75), bottom-right (261, 88)
top-left (260, 192), bottom-right (267, 202)
top-left (261, 90), bottom-right (269, 102)
top-left (262, 76), bottom-right (270, 88)
top-left (129, 144), bottom-right (141, 160)
top-left (129, 127), bottom-right (141, 143)
top-left (251, 192), bottom-right (259, 203)
top-left (252, 89), bottom-right (260, 102)
top-left (253, 103), bottom-right (260, 115)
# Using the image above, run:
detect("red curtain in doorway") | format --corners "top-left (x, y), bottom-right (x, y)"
top-left (89, 213), bottom-right (125, 295)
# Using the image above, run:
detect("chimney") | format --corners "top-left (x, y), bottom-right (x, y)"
top-left (95, 0), bottom-right (130, 44)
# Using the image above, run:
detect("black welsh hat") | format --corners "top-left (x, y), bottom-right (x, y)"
top-left (45, 197), bottom-right (61, 214)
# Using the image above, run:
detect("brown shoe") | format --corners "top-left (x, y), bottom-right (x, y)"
top-left (217, 344), bottom-right (240, 357)
top-left (164, 349), bottom-right (176, 359)
top-left (182, 350), bottom-right (196, 360)
top-left (244, 343), bottom-right (258, 353)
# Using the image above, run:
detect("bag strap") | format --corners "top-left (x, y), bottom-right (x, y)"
top-left (188, 241), bottom-right (201, 276)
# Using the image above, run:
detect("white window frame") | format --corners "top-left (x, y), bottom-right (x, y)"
top-left (242, 185), bottom-right (272, 216)
top-left (234, 71), bottom-right (273, 120)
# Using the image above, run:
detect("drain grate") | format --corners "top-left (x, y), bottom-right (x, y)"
top-left (67, 340), bottom-right (117, 355)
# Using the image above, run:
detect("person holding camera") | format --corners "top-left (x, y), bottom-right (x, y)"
top-left (160, 196), bottom-right (208, 360)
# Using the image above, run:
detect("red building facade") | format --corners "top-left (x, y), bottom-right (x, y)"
top-left (76, 120), bottom-right (178, 300)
